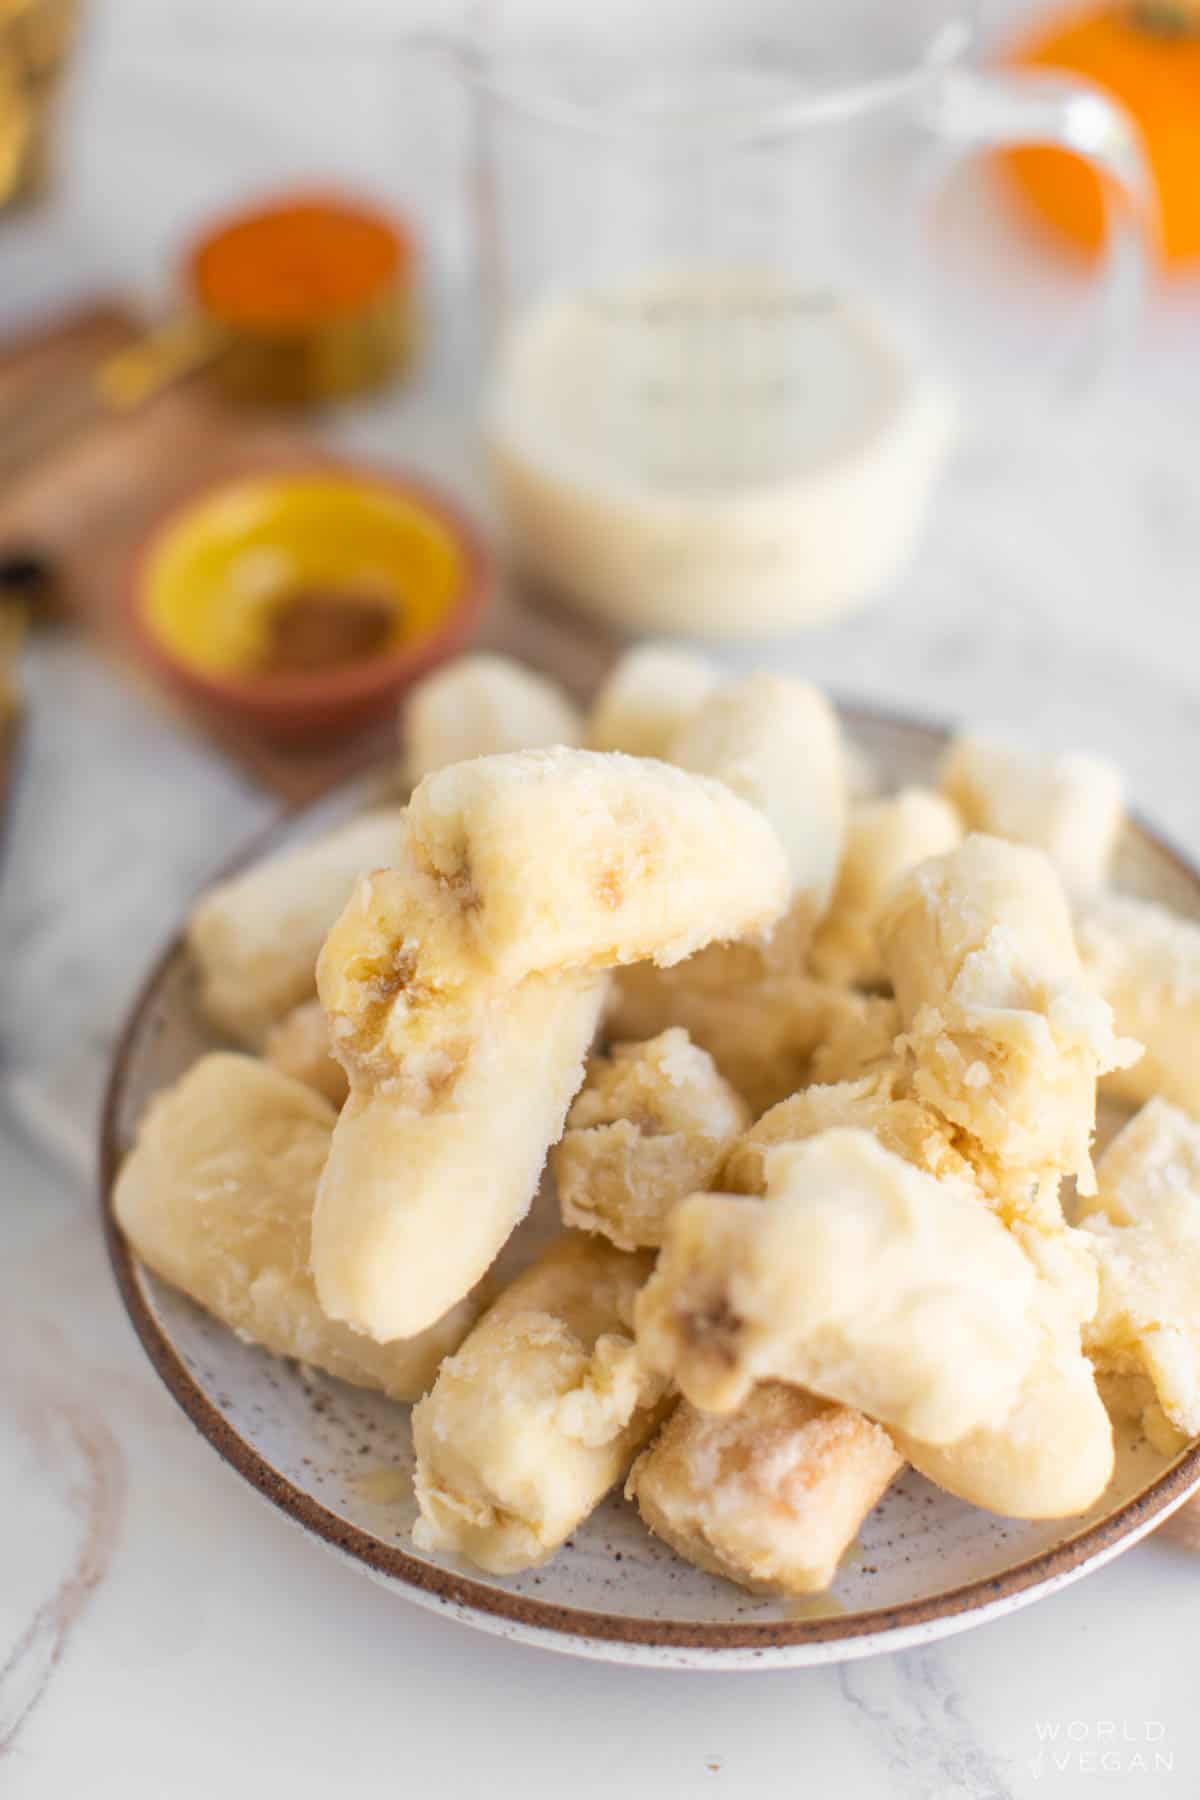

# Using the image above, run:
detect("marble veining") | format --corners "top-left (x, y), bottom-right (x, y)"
top-left (0, 1319), bottom-right (126, 1758)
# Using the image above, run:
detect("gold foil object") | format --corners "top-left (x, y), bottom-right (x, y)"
top-left (92, 275), bottom-right (417, 415)
top-left (0, 0), bottom-right (77, 211)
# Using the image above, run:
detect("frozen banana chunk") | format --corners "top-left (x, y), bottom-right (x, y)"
top-left (313, 971), bottom-right (607, 1341)
top-left (892, 1213), bottom-right (1111, 1518)
top-left (939, 735), bottom-right (1124, 897)
top-left (113, 1055), bottom-right (474, 1400)
top-left (636, 1128), bottom-right (1042, 1443)
top-left (655, 675), bottom-right (845, 990)
top-left (811, 788), bottom-right (962, 988)
top-left (670, 673), bottom-right (846, 928)
top-left (724, 1059), bottom-right (1071, 1230)
top-left (879, 835), bottom-right (1138, 1195)
top-left (807, 990), bottom-right (900, 1087)
top-left (552, 1028), bottom-right (750, 1250)
top-left (406, 748), bottom-right (790, 985)
top-left (402, 653), bottom-right (581, 782)
top-left (1077, 892), bottom-right (1200, 1116)
top-left (412, 1235), bottom-right (667, 1573)
top-left (313, 751), bottom-right (789, 1341)
top-left (628, 1385), bottom-right (902, 1595)
top-left (587, 645), bottom-right (718, 759)
top-left (720, 1067), bottom-right (972, 1197)
top-left (608, 968), bottom-right (859, 1115)
top-left (188, 808), bottom-right (407, 1048)
top-left (894, 1323), bottom-right (1113, 1519)
top-left (1079, 1098), bottom-right (1200, 1446)
top-left (315, 844), bottom-right (495, 1084)
top-left (844, 740), bottom-right (880, 802)
top-left (265, 1000), bottom-right (349, 1108)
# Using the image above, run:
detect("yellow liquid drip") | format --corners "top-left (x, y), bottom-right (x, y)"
top-left (352, 1466), bottom-right (411, 1505)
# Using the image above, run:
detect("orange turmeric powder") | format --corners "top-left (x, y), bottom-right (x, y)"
top-left (189, 194), bottom-right (410, 331)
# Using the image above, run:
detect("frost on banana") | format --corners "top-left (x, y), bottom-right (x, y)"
top-left (719, 1065), bottom-right (973, 1199)
top-left (552, 1028), bottom-right (749, 1251)
top-left (314, 748), bottom-right (790, 1341)
top-left (113, 1054), bottom-right (475, 1400)
top-left (712, 1077), bottom-right (1113, 1519)
top-left (879, 834), bottom-right (1139, 1197)
top-left (607, 969), bottom-right (896, 1116)
top-left (628, 1385), bottom-right (902, 1595)
top-left (636, 1129), bottom-right (1045, 1445)
top-left (412, 1235), bottom-right (668, 1573)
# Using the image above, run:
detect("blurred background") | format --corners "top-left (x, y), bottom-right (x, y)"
top-left (2, 0), bottom-right (1200, 1163)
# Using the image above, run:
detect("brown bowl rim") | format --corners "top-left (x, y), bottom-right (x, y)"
top-left (125, 462), bottom-right (492, 723)
top-left (97, 699), bottom-right (1200, 1654)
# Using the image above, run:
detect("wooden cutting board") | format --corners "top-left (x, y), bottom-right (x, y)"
top-left (0, 304), bottom-right (623, 801)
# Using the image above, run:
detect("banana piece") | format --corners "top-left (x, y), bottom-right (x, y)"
top-left (636, 1128), bottom-right (1044, 1444)
top-left (713, 1076), bottom-right (1113, 1517)
top-left (113, 1054), bottom-right (475, 1401)
top-left (586, 644), bottom-right (719, 759)
top-left (628, 1385), bottom-right (903, 1595)
top-left (1079, 1097), bottom-right (1200, 1448)
top-left (879, 834), bottom-right (1139, 1196)
top-left (894, 1327), bottom-right (1113, 1519)
top-left (940, 735), bottom-right (1124, 897)
top-left (806, 991), bottom-right (900, 1087)
top-left (609, 966), bottom-right (895, 1115)
top-left (1076, 891), bottom-right (1200, 1117)
top-left (402, 652), bottom-right (581, 782)
top-left (670, 672), bottom-right (846, 929)
top-left (811, 788), bottom-right (962, 988)
top-left (720, 1066), bottom-right (973, 1198)
top-left (412, 1235), bottom-right (668, 1573)
top-left (720, 1058), bottom-right (1068, 1230)
top-left (265, 999), bottom-right (349, 1108)
top-left (893, 1185), bottom-right (1112, 1518)
top-left (187, 809), bottom-right (407, 1048)
top-left (552, 1028), bottom-right (749, 1250)
top-left (404, 747), bottom-right (789, 984)
top-left (314, 748), bottom-right (789, 1341)
top-left (314, 970), bottom-right (607, 1341)
top-left (618, 676), bottom-right (845, 1000)
top-left (844, 740), bottom-right (880, 802)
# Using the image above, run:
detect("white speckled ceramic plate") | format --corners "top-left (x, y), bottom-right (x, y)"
top-left (100, 703), bottom-right (1200, 1668)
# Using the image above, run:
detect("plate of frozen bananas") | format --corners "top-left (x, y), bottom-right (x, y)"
top-left (102, 647), bottom-right (1200, 1667)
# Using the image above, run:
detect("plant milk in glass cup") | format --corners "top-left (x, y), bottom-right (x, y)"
top-left (467, 0), bottom-right (1148, 637)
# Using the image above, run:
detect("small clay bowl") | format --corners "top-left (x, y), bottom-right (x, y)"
top-left (128, 466), bottom-right (491, 742)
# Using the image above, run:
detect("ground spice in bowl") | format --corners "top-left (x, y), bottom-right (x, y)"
top-left (255, 587), bottom-right (397, 675)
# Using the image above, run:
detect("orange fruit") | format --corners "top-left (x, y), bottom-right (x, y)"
top-left (1003, 4), bottom-right (1200, 265)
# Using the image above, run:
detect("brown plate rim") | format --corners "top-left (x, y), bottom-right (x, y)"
top-left (97, 698), bottom-right (1200, 1654)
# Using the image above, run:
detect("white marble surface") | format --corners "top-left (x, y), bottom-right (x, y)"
top-left (5, 3), bottom-right (1200, 1794)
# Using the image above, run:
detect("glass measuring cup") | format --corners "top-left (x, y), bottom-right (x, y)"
top-left (460, 0), bottom-right (1150, 638)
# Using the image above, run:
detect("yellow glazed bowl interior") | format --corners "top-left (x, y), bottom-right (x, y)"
top-left (140, 472), bottom-right (468, 680)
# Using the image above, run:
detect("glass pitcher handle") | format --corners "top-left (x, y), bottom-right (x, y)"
top-left (928, 67), bottom-right (1154, 390)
